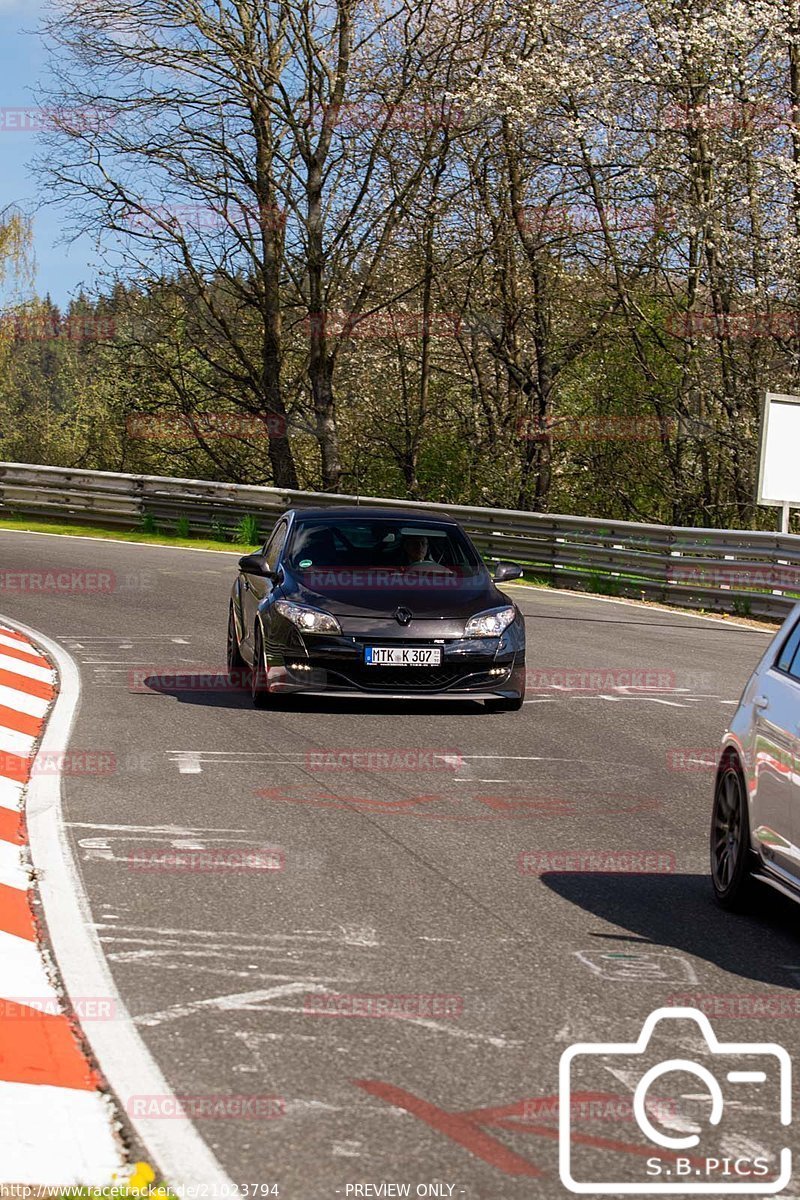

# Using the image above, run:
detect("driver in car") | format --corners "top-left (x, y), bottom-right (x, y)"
top-left (401, 534), bottom-right (452, 572)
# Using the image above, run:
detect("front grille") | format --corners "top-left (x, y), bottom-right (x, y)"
top-left (308, 662), bottom-right (504, 693)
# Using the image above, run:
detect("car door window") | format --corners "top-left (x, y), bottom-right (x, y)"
top-left (776, 619), bottom-right (800, 679)
top-left (262, 520), bottom-right (288, 568)
top-left (786, 641), bottom-right (800, 682)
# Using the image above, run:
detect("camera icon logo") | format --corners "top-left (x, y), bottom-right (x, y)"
top-left (559, 1007), bottom-right (791, 1194)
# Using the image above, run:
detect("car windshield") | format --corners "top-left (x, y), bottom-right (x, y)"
top-left (284, 517), bottom-right (485, 577)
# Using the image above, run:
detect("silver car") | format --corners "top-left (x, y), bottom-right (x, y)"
top-left (711, 603), bottom-right (800, 909)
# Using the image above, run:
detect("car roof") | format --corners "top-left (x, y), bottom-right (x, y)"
top-left (287, 506), bottom-right (459, 525)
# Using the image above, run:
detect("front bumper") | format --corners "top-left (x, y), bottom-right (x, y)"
top-left (264, 631), bottom-right (525, 698)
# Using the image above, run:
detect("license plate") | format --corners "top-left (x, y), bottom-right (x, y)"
top-left (365, 647), bottom-right (441, 667)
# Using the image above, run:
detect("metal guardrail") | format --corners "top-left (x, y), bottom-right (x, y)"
top-left (0, 460), bottom-right (797, 620)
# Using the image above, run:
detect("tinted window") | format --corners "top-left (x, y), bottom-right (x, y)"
top-left (285, 517), bottom-right (484, 575)
top-left (262, 520), bottom-right (288, 566)
top-left (776, 618), bottom-right (800, 679)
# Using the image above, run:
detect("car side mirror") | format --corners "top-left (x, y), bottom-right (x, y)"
top-left (493, 560), bottom-right (524, 583)
top-left (238, 554), bottom-right (282, 581)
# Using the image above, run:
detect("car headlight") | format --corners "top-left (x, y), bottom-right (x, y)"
top-left (464, 605), bottom-right (516, 638)
top-left (275, 599), bottom-right (342, 635)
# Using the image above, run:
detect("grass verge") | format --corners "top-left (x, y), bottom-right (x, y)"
top-left (0, 515), bottom-right (254, 553)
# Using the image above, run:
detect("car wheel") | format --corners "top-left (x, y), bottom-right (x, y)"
top-left (485, 696), bottom-right (524, 712)
top-left (710, 752), bottom-right (754, 910)
top-left (251, 625), bottom-right (272, 709)
top-left (227, 604), bottom-right (247, 684)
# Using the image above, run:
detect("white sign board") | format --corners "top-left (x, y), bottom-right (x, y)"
top-left (757, 392), bottom-right (800, 508)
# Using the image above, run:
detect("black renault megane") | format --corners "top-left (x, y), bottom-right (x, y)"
top-left (226, 507), bottom-right (526, 710)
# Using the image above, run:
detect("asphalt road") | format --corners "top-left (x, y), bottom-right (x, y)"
top-left (4, 529), bottom-right (800, 1199)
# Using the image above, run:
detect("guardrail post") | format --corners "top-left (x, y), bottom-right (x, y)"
top-left (132, 475), bottom-right (145, 524)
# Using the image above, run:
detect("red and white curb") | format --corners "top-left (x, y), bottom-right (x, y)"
top-left (1, 615), bottom-right (237, 1193)
top-left (0, 624), bottom-right (124, 1185)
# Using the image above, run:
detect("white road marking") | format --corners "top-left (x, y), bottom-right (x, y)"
top-left (86, 661), bottom-right (199, 668)
top-left (462, 778), bottom-right (516, 783)
top-left (332, 1141), bottom-right (362, 1157)
top-left (177, 753), bottom-right (202, 775)
top-left (60, 634), bottom-right (198, 640)
top-left (92, 923), bottom-right (355, 941)
top-left (67, 822), bottom-right (249, 833)
top-left (574, 950), bottom-right (699, 984)
top-left (340, 925), bottom-right (379, 946)
top-left (135, 983), bottom-right (518, 1048)
top-left (134, 982), bottom-right (319, 1026)
top-left (100, 934), bottom-right (351, 951)
top-left (460, 754), bottom-right (624, 763)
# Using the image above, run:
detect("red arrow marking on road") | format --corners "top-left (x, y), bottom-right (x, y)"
top-left (355, 1082), bottom-right (716, 1177)
top-left (352, 1079), bottom-right (543, 1176)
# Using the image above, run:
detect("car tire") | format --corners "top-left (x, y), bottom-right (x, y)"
top-left (251, 625), bottom-right (272, 709)
top-left (227, 604), bottom-right (247, 684)
top-left (710, 751), bottom-right (755, 911)
top-left (485, 696), bottom-right (524, 712)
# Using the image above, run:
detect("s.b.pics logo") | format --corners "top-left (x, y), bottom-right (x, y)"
top-left (559, 1008), bottom-right (791, 1194)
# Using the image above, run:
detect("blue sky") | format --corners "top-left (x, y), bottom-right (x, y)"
top-left (0, 0), bottom-right (102, 308)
